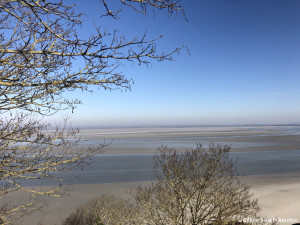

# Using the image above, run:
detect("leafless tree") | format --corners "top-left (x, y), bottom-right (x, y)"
top-left (133, 144), bottom-right (260, 225)
top-left (63, 145), bottom-right (263, 225)
top-left (0, 0), bottom-right (185, 114)
top-left (0, 113), bottom-right (104, 224)
top-left (0, 0), bottom-right (185, 224)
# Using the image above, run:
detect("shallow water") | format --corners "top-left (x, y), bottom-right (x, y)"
top-left (17, 149), bottom-right (300, 186)
top-left (14, 126), bottom-right (300, 186)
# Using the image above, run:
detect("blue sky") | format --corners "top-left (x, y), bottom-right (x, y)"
top-left (54, 0), bottom-right (300, 127)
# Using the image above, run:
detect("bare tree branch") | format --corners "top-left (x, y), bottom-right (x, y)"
top-left (0, 0), bottom-right (185, 114)
top-left (62, 145), bottom-right (269, 225)
top-left (0, 0), bottom-right (185, 223)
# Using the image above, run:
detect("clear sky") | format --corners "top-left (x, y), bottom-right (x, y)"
top-left (53, 0), bottom-right (300, 127)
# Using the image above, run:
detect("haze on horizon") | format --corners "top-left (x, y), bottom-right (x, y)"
top-left (51, 0), bottom-right (300, 127)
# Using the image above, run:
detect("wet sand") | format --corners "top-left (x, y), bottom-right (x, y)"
top-left (77, 126), bottom-right (300, 154)
top-left (21, 172), bottom-right (300, 225)
top-left (14, 126), bottom-right (300, 224)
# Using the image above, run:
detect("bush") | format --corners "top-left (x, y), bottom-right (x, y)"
top-left (62, 194), bottom-right (137, 225)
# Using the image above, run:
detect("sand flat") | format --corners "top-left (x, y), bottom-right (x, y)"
top-left (11, 126), bottom-right (300, 224)
top-left (18, 172), bottom-right (300, 225)
top-left (75, 126), bottom-right (300, 154)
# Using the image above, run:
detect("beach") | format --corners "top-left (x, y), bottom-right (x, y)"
top-left (16, 126), bottom-right (300, 224)
top-left (22, 172), bottom-right (300, 225)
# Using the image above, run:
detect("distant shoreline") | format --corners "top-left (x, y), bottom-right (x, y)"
top-left (76, 123), bottom-right (300, 129)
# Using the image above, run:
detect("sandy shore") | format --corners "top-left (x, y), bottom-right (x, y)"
top-left (243, 172), bottom-right (300, 224)
top-left (10, 126), bottom-right (300, 224)
top-left (17, 171), bottom-right (300, 225)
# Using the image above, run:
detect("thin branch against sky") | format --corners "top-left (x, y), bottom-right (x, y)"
top-left (52, 0), bottom-right (300, 127)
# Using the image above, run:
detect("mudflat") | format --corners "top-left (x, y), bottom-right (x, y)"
top-left (77, 126), bottom-right (300, 154)
top-left (21, 172), bottom-right (300, 225)
top-left (16, 126), bottom-right (300, 224)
